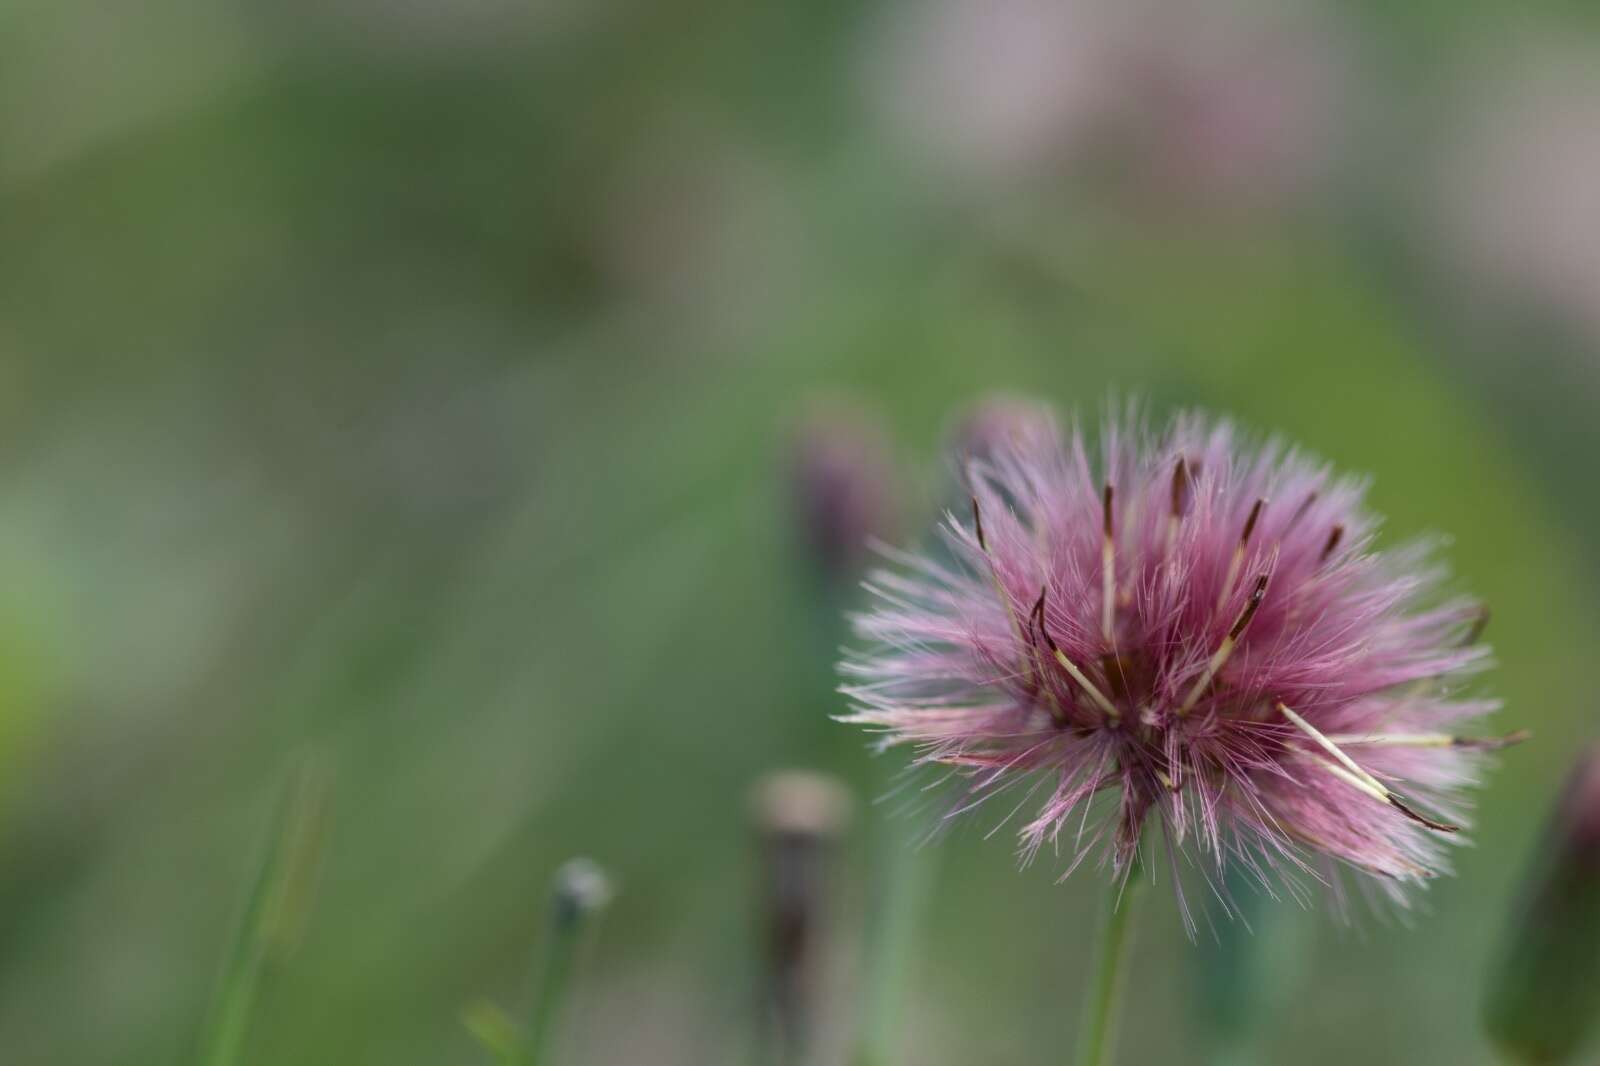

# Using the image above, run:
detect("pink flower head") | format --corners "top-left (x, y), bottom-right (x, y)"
top-left (841, 404), bottom-right (1514, 924)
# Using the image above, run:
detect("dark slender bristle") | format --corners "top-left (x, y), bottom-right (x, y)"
top-left (1170, 456), bottom-right (1191, 518)
top-left (1033, 587), bottom-right (1057, 653)
top-left (1240, 497), bottom-right (1265, 545)
top-left (1321, 524), bottom-right (1345, 561)
top-left (1390, 794), bottom-right (1460, 834)
top-left (1461, 605), bottom-right (1490, 647)
top-left (1028, 589), bottom-right (1046, 644)
top-left (1228, 573), bottom-right (1270, 640)
top-left (1026, 593), bottom-right (1073, 726)
top-left (971, 496), bottom-right (986, 551)
top-left (1101, 483), bottom-right (1114, 539)
top-left (1454, 729), bottom-right (1530, 751)
top-left (1288, 491), bottom-right (1318, 530)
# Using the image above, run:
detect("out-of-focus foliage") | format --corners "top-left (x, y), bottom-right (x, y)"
top-left (2, 1), bottom-right (1600, 1064)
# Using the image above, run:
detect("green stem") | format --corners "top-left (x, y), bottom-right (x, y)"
top-left (523, 860), bottom-right (611, 1066)
top-left (1075, 871), bottom-right (1143, 1066)
top-left (524, 926), bottom-right (578, 1066)
top-left (197, 856), bottom-right (274, 1066)
top-left (853, 821), bottom-right (937, 1066)
top-left (196, 756), bottom-right (332, 1066)
top-left (524, 921), bottom-right (576, 1062)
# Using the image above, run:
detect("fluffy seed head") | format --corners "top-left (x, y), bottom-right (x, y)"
top-left (840, 403), bottom-right (1508, 925)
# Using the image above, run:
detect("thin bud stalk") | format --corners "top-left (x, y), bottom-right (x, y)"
top-left (525, 860), bottom-right (613, 1066)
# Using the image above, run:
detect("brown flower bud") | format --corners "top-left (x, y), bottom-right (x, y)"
top-left (788, 400), bottom-right (897, 580)
top-left (750, 770), bottom-right (853, 1062)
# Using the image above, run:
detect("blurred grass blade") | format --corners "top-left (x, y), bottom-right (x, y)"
top-left (462, 1000), bottom-right (524, 1065)
top-left (195, 754), bottom-right (334, 1066)
top-left (1191, 864), bottom-right (1309, 1065)
top-left (524, 858), bottom-right (613, 1066)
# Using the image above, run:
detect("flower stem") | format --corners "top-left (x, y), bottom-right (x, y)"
top-left (852, 817), bottom-right (937, 1066)
top-left (1075, 869), bottom-right (1143, 1066)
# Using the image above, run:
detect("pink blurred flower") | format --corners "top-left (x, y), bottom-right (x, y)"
top-left (1433, 43), bottom-right (1600, 345)
top-left (841, 405), bottom-right (1510, 925)
top-left (865, 0), bottom-right (1114, 187)
top-left (864, 0), bottom-right (1350, 214)
top-left (946, 394), bottom-right (1058, 467)
top-left (1104, 4), bottom-right (1350, 215)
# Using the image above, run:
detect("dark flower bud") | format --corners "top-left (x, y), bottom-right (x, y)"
top-left (947, 393), bottom-right (1057, 467)
top-left (788, 400), bottom-right (897, 581)
top-left (1484, 746), bottom-right (1600, 1064)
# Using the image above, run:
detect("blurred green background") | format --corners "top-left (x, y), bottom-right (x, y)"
top-left (4, 1), bottom-right (1600, 1063)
